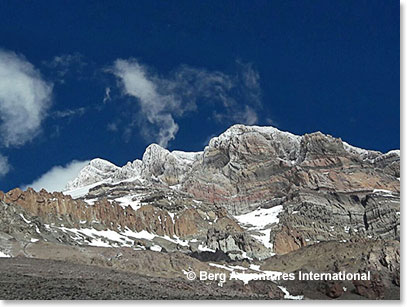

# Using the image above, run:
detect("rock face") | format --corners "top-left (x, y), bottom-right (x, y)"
top-left (0, 124), bottom-right (400, 300)
top-left (141, 144), bottom-right (202, 185)
top-left (273, 226), bottom-right (307, 255)
top-left (183, 127), bottom-right (398, 215)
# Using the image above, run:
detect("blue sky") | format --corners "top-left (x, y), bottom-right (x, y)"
top-left (0, 0), bottom-right (399, 192)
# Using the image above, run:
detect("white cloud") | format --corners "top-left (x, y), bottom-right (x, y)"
top-left (111, 59), bottom-right (180, 147)
top-left (22, 160), bottom-right (90, 192)
top-left (0, 49), bottom-right (53, 147)
top-left (0, 154), bottom-right (10, 177)
top-left (110, 59), bottom-right (262, 147)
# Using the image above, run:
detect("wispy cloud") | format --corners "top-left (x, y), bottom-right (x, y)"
top-left (103, 87), bottom-right (111, 103)
top-left (22, 160), bottom-right (90, 192)
top-left (214, 105), bottom-right (258, 125)
top-left (52, 107), bottom-right (86, 119)
top-left (42, 53), bottom-right (86, 83)
top-left (236, 60), bottom-right (262, 107)
top-left (0, 49), bottom-right (53, 148)
top-left (0, 154), bottom-right (10, 177)
top-left (109, 59), bottom-right (262, 147)
top-left (107, 122), bottom-right (119, 132)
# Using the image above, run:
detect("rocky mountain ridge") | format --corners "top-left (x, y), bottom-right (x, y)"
top-left (67, 125), bottom-right (399, 192)
top-left (66, 125), bottom-right (399, 203)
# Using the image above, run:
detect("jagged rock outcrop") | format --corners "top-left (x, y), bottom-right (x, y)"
top-left (0, 184), bottom-right (270, 259)
top-left (1, 188), bottom-right (197, 237)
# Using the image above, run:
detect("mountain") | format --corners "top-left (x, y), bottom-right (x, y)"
top-left (0, 124), bottom-right (400, 299)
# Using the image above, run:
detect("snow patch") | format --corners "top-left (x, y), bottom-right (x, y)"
top-left (150, 245), bottom-right (162, 252)
top-left (198, 244), bottom-right (216, 252)
top-left (64, 181), bottom-right (106, 199)
top-left (235, 205), bottom-right (283, 229)
top-left (0, 251), bottom-right (11, 258)
top-left (252, 229), bottom-right (274, 250)
top-left (234, 205), bottom-right (283, 252)
top-left (114, 194), bottom-right (143, 211)
top-left (19, 213), bottom-right (31, 224)
top-left (278, 286), bottom-right (304, 300)
top-left (373, 189), bottom-right (396, 195)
